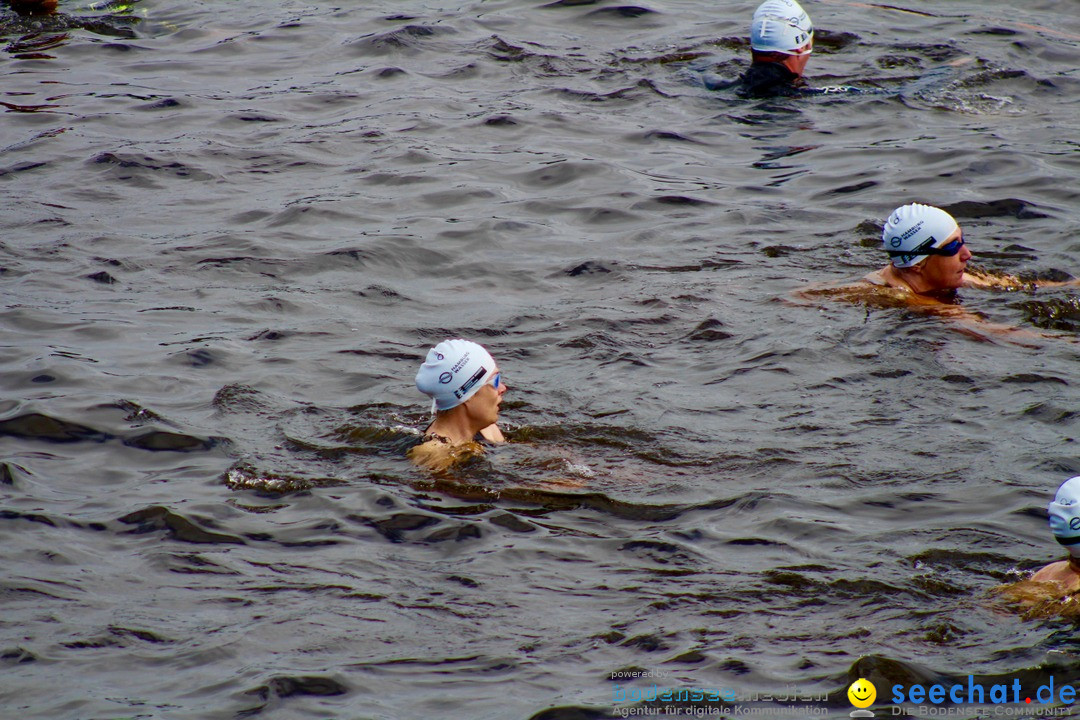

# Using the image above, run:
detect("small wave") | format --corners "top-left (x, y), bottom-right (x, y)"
top-left (1015, 296), bottom-right (1080, 332)
top-left (222, 462), bottom-right (348, 496)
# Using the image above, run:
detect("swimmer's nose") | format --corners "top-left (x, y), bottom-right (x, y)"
top-left (497, 380), bottom-right (508, 395)
top-left (959, 244), bottom-right (972, 262)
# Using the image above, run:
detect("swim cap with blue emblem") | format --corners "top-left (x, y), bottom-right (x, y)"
top-left (415, 338), bottom-right (496, 412)
top-left (750, 0), bottom-right (813, 55)
top-left (881, 203), bottom-right (960, 269)
top-left (1049, 476), bottom-right (1080, 557)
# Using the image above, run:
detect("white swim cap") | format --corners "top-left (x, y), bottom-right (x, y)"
top-left (415, 338), bottom-right (496, 412)
top-left (1049, 476), bottom-right (1080, 557)
top-left (881, 203), bottom-right (960, 268)
top-left (750, 0), bottom-right (813, 55)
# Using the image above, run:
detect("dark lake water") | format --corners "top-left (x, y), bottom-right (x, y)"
top-left (4, 1), bottom-right (1080, 718)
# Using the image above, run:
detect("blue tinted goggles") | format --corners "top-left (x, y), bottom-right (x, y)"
top-left (887, 235), bottom-right (964, 259)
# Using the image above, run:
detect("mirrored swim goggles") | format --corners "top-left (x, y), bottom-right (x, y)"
top-left (488, 371), bottom-right (501, 390)
top-left (887, 235), bottom-right (965, 259)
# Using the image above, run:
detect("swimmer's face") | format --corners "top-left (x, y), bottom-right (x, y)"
top-left (780, 41), bottom-right (812, 77)
top-left (919, 227), bottom-right (971, 291)
top-left (464, 367), bottom-right (506, 427)
top-left (847, 678), bottom-right (876, 708)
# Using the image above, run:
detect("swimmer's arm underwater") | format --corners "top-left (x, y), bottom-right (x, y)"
top-left (863, 264), bottom-right (1080, 293)
top-left (793, 279), bottom-right (1053, 348)
top-left (962, 268), bottom-right (1080, 292)
top-left (991, 565), bottom-right (1080, 620)
top-left (921, 270), bottom-right (1080, 345)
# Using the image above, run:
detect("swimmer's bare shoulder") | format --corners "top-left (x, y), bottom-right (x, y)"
top-left (992, 563), bottom-right (1080, 620)
top-left (1029, 560), bottom-right (1080, 592)
top-left (799, 269), bottom-right (1035, 316)
top-left (862, 266), bottom-right (1026, 292)
top-left (408, 437), bottom-right (485, 472)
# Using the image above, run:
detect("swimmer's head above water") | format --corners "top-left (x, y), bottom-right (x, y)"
top-left (749, 0), bottom-right (814, 78)
top-left (1049, 476), bottom-right (1080, 557)
top-left (995, 477), bottom-right (1080, 614)
top-left (877, 203), bottom-right (973, 294)
top-left (413, 338), bottom-right (507, 449)
top-left (416, 338), bottom-right (497, 412)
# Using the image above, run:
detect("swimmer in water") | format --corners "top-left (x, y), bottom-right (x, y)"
top-left (706, 0), bottom-right (959, 98)
top-left (739, 0), bottom-right (814, 97)
top-left (1031, 477), bottom-right (1080, 592)
top-left (867, 202), bottom-right (1080, 300)
top-left (995, 477), bottom-right (1080, 619)
top-left (866, 203), bottom-right (997, 297)
top-left (799, 202), bottom-right (1080, 341)
top-left (408, 338), bottom-right (507, 472)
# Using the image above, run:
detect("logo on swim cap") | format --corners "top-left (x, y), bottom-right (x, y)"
top-left (453, 366), bottom-right (488, 400)
top-left (1071, 517), bottom-right (1080, 531)
top-left (881, 204), bottom-right (959, 269)
top-left (451, 352), bottom-right (471, 373)
top-left (416, 339), bottom-right (496, 411)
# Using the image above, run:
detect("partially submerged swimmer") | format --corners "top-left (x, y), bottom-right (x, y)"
top-left (709, 0), bottom-right (950, 99)
top-left (408, 338), bottom-right (508, 472)
top-left (739, 0), bottom-right (814, 97)
top-left (801, 203), bottom-right (1013, 313)
top-left (868, 203), bottom-right (997, 296)
top-left (800, 203), bottom-right (1079, 340)
top-left (1032, 477), bottom-right (1080, 593)
top-left (996, 477), bottom-right (1080, 619)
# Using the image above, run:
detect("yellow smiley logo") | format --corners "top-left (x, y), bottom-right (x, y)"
top-left (848, 678), bottom-right (876, 708)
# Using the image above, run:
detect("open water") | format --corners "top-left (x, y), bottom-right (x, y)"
top-left (3, 1), bottom-right (1080, 718)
